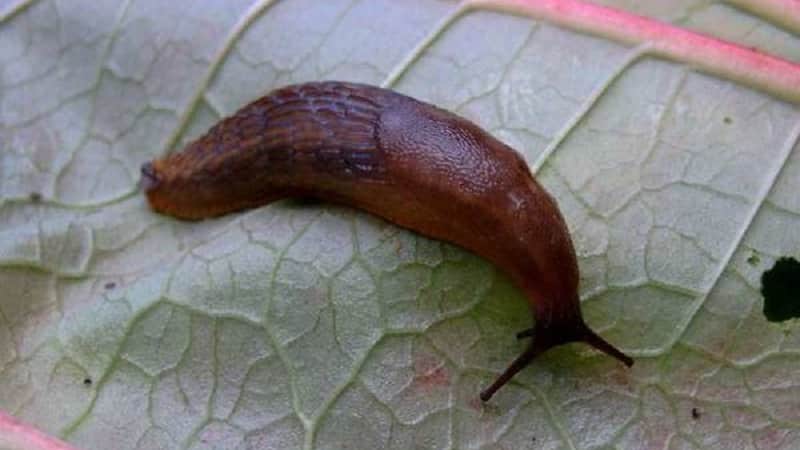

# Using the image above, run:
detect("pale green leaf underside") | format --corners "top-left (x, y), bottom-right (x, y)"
top-left (1, 0), bottom-right (800, 449)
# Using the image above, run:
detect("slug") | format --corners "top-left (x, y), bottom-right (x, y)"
top-left (141, 81), bottom-right (633, 401)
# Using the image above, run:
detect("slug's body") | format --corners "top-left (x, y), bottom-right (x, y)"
top-left (142, 81), bottom-right (632, 400)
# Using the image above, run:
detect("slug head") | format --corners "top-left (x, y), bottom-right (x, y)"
top-left (480, 306), bottom-right (634, 402)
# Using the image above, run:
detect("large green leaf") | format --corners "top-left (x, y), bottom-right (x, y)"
top-left (2, 0), bottom-right (799, 448)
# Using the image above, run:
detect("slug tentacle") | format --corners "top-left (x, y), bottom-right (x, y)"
top-left (516, 322), bottom-right (633, 366)
top-left (142, 81), bottom-right (632, 402)
top-left (581, 326), bottom-right (634, 367)
top-left (480, 342), bottom-right (544, 402)
top-left (485, 320), bottom-right (632, 401)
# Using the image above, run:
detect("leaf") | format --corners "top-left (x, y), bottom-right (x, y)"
top-left (2, 0), bottom-right (800, 449)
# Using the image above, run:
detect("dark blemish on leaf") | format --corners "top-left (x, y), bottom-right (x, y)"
top-left (747, 252), bottom-right (760, 266)
top-left (83, 378), bottom-right (92, 386)
top-left (104, 282), bottom-right (116, 290)
top-left (723, 116), bottom-right (733, 125)
top-left (761, 257), bottom-right (800, 322)
top-left (29, 192), bottom-right (42, 202)
top-left (691, 407), bottom-right (701, 419)
top-left (419, 366), bottom-right (448, 386)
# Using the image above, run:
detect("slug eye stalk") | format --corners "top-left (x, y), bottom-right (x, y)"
top-left (481, 321), bottom-right (633, 401)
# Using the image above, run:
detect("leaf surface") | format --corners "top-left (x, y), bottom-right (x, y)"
top-left (2, 0), bottom-right (800, 449)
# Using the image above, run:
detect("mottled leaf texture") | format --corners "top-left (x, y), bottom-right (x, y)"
top-left (2, 0), bottom-right (800, 449)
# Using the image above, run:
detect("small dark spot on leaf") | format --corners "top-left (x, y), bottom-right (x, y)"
top-left (29, 192), bottom-right (42, 202)
top-left (104, 282), bottom-right (116, 290)
top-left (747, 252), bottom-right (760, 266)
top-left (83, 378), bottom-right (92, 386)
top-left (761, 257), bottom-right (800, 322)
top-left (723, 116), bottom-right (733, 124)
top-left (691, 407), bottom-right (701, 419)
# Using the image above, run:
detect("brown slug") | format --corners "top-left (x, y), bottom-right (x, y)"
top-left (141, 81), bottom-right (633, 401)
